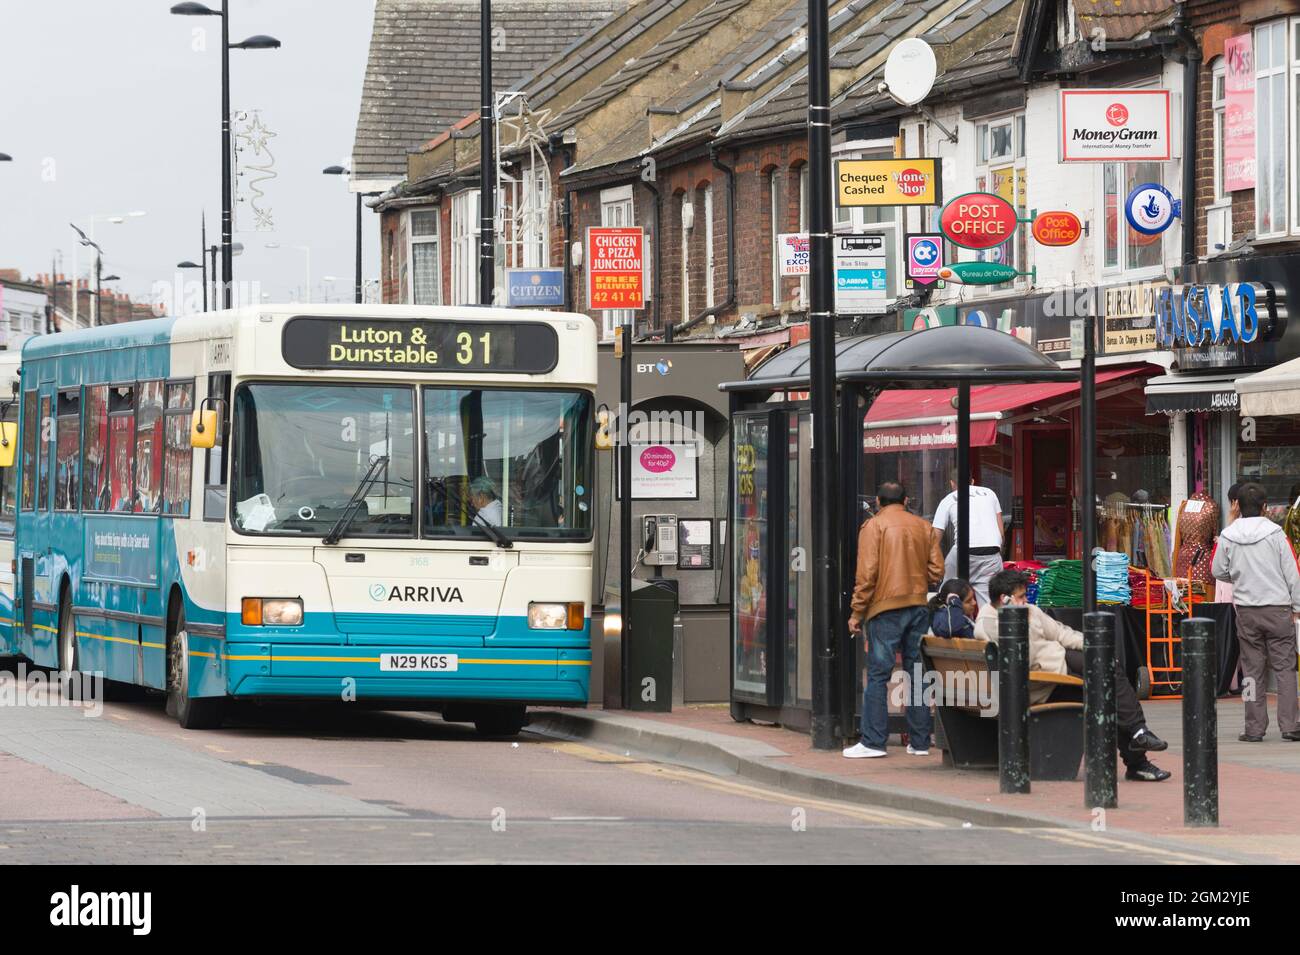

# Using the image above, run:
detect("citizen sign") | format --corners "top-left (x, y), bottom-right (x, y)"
top-left (1153, 282), bottom-right (1273, 348)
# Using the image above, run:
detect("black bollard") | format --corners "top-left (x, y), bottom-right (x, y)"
top-left (1181, 617), bottom-right (1219, 827)
top-left (1083, 611), bottom-right (1117, 810)
top-left (997, 605), bottom-right (1030, 794)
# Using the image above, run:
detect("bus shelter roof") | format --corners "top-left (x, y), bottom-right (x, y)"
top-left (719, 324), bottom-right (1078, 393)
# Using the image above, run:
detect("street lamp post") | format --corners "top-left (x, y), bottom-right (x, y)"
top-left (479, 0), bottom-right (495, 305)
top-left (806, 0), bottom-right (839, 750)
top-left (323, 165), bottom-right (374, 304)
top-left (70, 212), bottom-right (145, 329)
top-left (170, 2), bottom-right (280, 310)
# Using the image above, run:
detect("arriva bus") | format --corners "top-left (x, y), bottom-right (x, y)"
top-left (0, 306), bottom-right (596, 733)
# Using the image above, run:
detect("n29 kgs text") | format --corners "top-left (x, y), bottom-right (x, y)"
top-left (379, 653), bottom-right (459, 672)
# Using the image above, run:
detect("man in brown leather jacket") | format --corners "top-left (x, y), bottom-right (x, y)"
top-left (844, 481), bottom-right (944, 759)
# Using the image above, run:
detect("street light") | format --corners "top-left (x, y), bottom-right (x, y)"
top-left (322, 165), bottom-right (371, 305)
top-left (68, 212), bottom-right (147, 327)
top-left (170, 2), bottom-right (281, 310)
top-left (178, 260), bottom-right (207, 312)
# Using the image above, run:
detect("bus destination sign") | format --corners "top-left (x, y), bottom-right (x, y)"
top-left (281, 317), bottom-right (560, 374)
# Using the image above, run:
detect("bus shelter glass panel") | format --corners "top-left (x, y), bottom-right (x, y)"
top-left (785, 413), bottom-right (812, 707)
top-left (733, 412), bottom-right (772, 701)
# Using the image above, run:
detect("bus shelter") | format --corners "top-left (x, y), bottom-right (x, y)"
top-left (720, 324), bottom-right (1078, 735)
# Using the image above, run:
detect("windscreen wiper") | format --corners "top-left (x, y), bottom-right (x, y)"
top-left (428, 477), bottom-right (513, 549)
top-left (322, 455), bottom-right (390, 545)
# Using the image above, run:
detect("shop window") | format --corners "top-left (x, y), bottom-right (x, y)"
top-left (1255, 19), bottom-right (1289, 237)
top-left (82, 385), bottom-right (110, 511)
top-left (451, 189), bottom-right (480, 306)
top-left (54, 390), bottom-right (80, 511)
top-left (680, 192), bottom-right (692, 323)
top-left (703, 184), bottom-right (715, 309)
top-left (19, 390), bottom-right (36, 512)
top-left (1103, 159), bottom-right (1165, 275)
top-left (107, 385), bottom-right (135, 513)
top-left (974, 113), bottom-right (1028, 291)
top-left (37, 395), bottom-right (51, 512)
top-left (1208, 58), bottom-right (1233, 256)
top-left (163, 381), bottom-right (194, 517)
top-left (599, 185), bottom-right (635, 340)
top-left (1236, 413), bottom-right (1300, 512)
top-left (408, 208), bottom-right (441, 306)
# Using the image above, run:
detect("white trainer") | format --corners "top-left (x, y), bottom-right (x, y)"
top-left (906, 744), bottom-right (930, 756)
top-left (842, 742), bottom-right (887, 759)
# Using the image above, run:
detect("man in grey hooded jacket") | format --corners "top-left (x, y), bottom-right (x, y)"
top-left (1211, 483), bottom-right (1300, 742)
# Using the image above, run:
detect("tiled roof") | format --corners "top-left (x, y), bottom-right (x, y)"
top-left (838, 0), bottom-right (1023, 118)
top-left (351, 0), bottom-right (625, 181)
top-left (1072, 0), bottom-right (1178, 44)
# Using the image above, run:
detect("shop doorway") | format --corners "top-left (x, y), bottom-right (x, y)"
top-left (1022, 425), bottom-right (1073, 562)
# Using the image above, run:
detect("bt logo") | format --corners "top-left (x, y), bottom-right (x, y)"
top-left (636, 359), bottom-right (673, 375)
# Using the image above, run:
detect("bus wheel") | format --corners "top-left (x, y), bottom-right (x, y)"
top-left (166, 610), bottom-right (225, 730)
top-left (473, 704), bottom-right (526, 738)
top-left (56, 596), bottom-right (82, 701)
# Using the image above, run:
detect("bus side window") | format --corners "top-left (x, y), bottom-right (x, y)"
top-left (37, 395), bottom-right (51, 512)
top-left (19, 390), bottom-right (36, 513)
top-left (81, 385), bottom-right (110, 512)
top-left (54, 389), bottom-right (81, 512)
top-left (107, 386), bottom-right (135, 513)
top-left (163, 381), bottom-right (194, 517)
top-left (203, 373), bottom-right (231, 521)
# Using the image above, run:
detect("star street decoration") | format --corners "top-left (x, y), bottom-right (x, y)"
top-left (233, 109), bottom-right (278, 232)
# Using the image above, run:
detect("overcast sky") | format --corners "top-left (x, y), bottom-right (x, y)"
top-left (0, 0), bottom-right (379, 310)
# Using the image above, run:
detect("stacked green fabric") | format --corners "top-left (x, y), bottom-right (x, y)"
top-left (1035, 559), bottom-right (1084, 608)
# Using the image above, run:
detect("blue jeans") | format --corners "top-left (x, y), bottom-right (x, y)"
top-left (861, 605), bottom-right (932, 750)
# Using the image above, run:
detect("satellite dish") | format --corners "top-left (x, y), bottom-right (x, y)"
top-left (882, 38), bottom-right (937, 107)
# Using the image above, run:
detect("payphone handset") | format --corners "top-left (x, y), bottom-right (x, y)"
top-left (641, 514), bottom-right (679, 567)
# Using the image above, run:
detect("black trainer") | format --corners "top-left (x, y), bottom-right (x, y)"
top-left (1125, 762), bottom-right (1172, 782)
top-left (1282, 731), bottom-right (1300, 742)
top-left (1129, 727), bottom-right (1168, 753)
top-left (1239, 733), bottom-right (1264, 743)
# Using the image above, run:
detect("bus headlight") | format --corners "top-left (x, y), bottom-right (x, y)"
top-left (528, 601), bottom-right (585, 630)
top-left (242, 597), bottom-right (304, 627)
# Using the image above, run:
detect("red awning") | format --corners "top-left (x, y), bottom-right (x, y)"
top-left (862, 369), bottom-right (1140, 455)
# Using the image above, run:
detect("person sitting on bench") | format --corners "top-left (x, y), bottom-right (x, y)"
top-left (975, 569), bottom-right (1171, 783)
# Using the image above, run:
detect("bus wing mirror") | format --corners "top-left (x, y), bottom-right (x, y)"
top-left (0, 422), bottom-right (15, 468)
top-left (191, 409), bottom-right (218, 449)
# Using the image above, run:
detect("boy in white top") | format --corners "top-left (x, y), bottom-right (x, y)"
top-left (932, 474), bottom-right (1004, 606)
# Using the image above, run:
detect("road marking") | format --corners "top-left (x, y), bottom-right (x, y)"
top-left (204, 744), bottom-right (230, 753)
top-left (1008, 828), bottom-right (1232, 865)
top-left (538, 738), bottom-right (945, 828)
top-left (550, 816), bottom-right (626, 821)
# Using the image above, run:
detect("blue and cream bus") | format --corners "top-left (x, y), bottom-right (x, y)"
top-left (0, 306), bottom-right (596, 732)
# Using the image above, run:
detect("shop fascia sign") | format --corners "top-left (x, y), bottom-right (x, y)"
top-left (1153, 281), bottom-right (1275, 348)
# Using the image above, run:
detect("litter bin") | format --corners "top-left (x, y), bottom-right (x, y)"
top-left (606, 577), bottom-right (677, 712)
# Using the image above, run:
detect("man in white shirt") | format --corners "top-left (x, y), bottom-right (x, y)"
top-left (469, 476), bottom-right (504, 526)
top-left (931, 473), bottom-right (1004, 606)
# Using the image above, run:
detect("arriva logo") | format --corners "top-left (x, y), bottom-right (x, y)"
top-left (370, 584), bottom-right (464, 603)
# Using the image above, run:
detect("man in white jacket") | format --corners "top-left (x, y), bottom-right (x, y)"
top-left (976, 569), bottom-right (1171, 782)
top-left (1211, 483), bottom-right (1300, 743)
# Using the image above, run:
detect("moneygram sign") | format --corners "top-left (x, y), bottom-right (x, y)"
top-left (1059, 89), bottom-right (1171, 162)
top-left (836, 158), bottom-right (941, 207)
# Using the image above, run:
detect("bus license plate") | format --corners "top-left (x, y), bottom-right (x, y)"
top-left (379, 653), bottom-right (459, 672)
